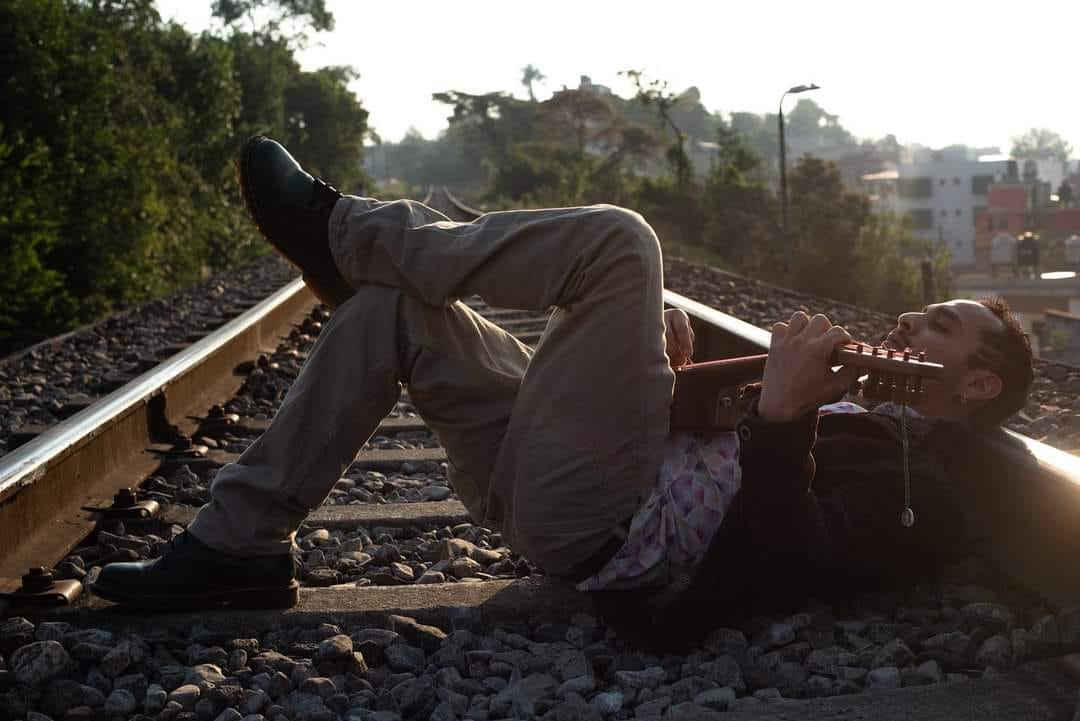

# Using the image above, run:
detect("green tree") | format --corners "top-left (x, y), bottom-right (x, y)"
top-left (212, 0), bottom-right (333, 41)
top-left (621, 70), bottom-right (691, 190)
top-left (1011, 128), bottom-right (1073, 166)
top-left (0, 0), bottom-right (369, 354)
top-left (520, 64), bottom-right (545, 102)
top-left (783, 157), bottom-right (945, 314)
top-left (283, 66), bottom-right (369, 193)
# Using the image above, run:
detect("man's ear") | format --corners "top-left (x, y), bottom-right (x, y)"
top-left (964, 370), bottom-right (1003, 402)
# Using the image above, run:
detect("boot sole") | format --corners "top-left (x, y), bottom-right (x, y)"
top-left (90, 579), bottom-right (300, 610)
top-left (235, 136), bottom-right (346, 309)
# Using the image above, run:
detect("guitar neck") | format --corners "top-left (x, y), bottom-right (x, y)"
top-left (673, 344), bottom-right (946, 384)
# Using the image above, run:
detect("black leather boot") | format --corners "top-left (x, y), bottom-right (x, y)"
top-left (91, 531), bottom-right (299, 609)
top-left (236, 135), bottom-right (355, 308)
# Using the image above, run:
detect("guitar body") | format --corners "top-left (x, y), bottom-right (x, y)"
top-left (669, 355), bottom-right (767, 431)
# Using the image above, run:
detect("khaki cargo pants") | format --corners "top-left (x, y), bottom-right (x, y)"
top-left (189, 198), bottom-right (675, 575)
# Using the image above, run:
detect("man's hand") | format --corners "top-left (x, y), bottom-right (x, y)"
top-left (757, 312), bottom-right (862, 423)
top-left (664, 308), bottom-right (695, 368)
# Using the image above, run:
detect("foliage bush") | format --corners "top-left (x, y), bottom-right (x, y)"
top-left (0, 0), bottom-right (368, 354)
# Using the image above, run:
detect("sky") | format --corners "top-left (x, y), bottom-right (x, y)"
top-left (156, 0), bottom-right (1080, 156)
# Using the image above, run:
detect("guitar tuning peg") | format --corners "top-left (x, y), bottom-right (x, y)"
top-left (903, 348), bottom-right (911, 362)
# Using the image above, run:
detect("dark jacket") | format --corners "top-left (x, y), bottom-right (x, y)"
top-left (592, 398), bottom-right (969, 651)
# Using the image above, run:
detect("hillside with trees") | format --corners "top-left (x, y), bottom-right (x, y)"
top-left (373, 71), bottom-right (949, 315)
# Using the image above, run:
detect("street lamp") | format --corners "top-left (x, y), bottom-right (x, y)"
top-left (778, 83), bottom-right (820, 272)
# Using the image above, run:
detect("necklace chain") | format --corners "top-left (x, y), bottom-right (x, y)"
top-left (900, 398), bottom-right (915, 527)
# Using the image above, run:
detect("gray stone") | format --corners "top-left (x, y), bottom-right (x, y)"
top-left (556, 675), bottom-right (595, 698)
top-left (384, 645), bottom-right (426, 674)
top-left (614, 667), bottom-right (666, 691)
top-left (101, 640), bottom-right (142, 678)
top-left (62, 629), bottom-right (114, 648)
top-left (104, 689), bottom-right (137, 715)
top-left (448, 557), bottom-right (482, 579)
top-left (229, 649), bottom-right (249, 672)
top-left (39, 680), bottom-right (83, 717)
top-left (806, 647), bottom-right (841, 675)
top-left (922, 631), bottom-right (976, 663)
top-left (34, 622), bottom-right (70, 643)
top-left (668, 701), bottom-right (712, 717)
top-left (168, 684), bottom-right (201, 711)
top-left (185, 663), bottom-right (226, 689)
top-left (806, 675), bottom-right (834, 697)
top-left (214, 708), bottom-right (243, 721)
top-left (866, 667), bottom-right (901, 690)
top-left (632, 696), bottom-right (670, 717)
top-left (694, 686), bottom-right (735, 711)
top-left (976, 634), bottom-right (1012, 669)
top-left (701, 654), bottom-right (744, 692)
top-left (590, 691), bottom-right (623, 714)
top-left (159, 664), bottom-right (189, 690)
top-left (704, 629), bottom-right (748, 656)
top-left (315, 635), bottom-right (353, 664)
top-left (113, 673), bottom-right (148, 700)
top-left (389, 676), bottom-right (436, 721)
top-left (748, 652), bottom-right (808, 697)
top-left (555, 650), bottom-right (589, 681)
top-left (915, 660), bottom-right (945, 684)
top-left (388, 615), bottom-right (447, 652)
top-left (1057, 607), bottom-right (1080, 650)
top-left (282, 690), bottom-right (326, 717)
top-left (299, 677), bottom-right (335, 700)
top-left (835, 666), bottom-right (868, 684)
top-left (962, 603), bottom-right (1017, 633)
top-left (145, 684), bottom-right (168, 713)
top-left (26, 712), bottom-right (55, 721)
top-left (0, 617), bottom-right (35, 655)
top-left (240, 688), bottom-right (269, 715)
top-left (872, 638), bottom-right (914, 669)
top-left (84, 667), bottom-right (111, 695)
top-left (1011, 616), bottom-right (1060, 665)
top-left (10, 641), bottom-right (70, 687)
top-left (754, 623), bottom-right (796, 650)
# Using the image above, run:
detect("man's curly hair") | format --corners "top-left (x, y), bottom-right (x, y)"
top-left (968, 296), bottom-right (1034, 428)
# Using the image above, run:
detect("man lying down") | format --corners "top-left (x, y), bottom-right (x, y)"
top-left (91, 136), bottom-right (1035, 649)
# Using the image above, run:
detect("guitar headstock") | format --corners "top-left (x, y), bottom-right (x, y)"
top-left (835, 342), bottom-right (945, 404)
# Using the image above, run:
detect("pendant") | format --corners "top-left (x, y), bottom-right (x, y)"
top-left (900, 507), bottom-right (915, 527)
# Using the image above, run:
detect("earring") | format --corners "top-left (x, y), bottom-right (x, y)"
top-left (959, 394), bottom-right (968, 405)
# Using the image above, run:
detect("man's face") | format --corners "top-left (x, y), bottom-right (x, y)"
top-left (882, 299), bottom-right (1005, 415)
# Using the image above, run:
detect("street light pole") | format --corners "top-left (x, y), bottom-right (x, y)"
top-left (779, 83), bottom-right (820, 273)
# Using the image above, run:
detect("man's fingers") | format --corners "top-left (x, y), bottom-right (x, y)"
top-left (820, 365), bottom-right (863, 403)
top-left (675, 323), bottom-right (693, 357)
top-left (771, 321), bottom-right (789, 345)
top-left (787, 312), bottom-right (809, 335)
top-left (805, 314), bottom-right (832, 336)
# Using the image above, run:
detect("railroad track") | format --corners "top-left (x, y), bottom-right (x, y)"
top-left (1, 188), bottom-right (1080, 720)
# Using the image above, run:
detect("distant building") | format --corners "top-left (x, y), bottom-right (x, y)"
top-left (973, 183), bottom-right (1080, 272)
top-left (862, 145), bottom-right (1011, 269)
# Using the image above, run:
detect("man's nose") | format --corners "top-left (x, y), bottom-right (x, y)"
top-left (897, 312), bottom-right (921, 333)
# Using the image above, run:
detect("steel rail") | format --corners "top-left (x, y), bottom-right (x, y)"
top-left (0, 278), bottom-right (316, 580)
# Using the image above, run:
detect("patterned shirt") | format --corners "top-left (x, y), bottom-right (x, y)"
top-left (575, 400), bottom-right (912, 592)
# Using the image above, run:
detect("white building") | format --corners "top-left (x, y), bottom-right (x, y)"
top-left (863, 145), bottom-right (1011, 269)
